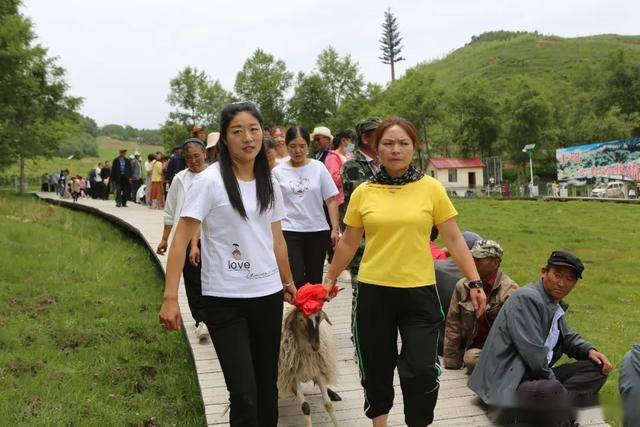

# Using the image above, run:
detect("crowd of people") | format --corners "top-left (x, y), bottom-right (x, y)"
top-left (44, 101), bottom-right (628, 426)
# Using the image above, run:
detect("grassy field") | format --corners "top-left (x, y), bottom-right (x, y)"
top-left (0, 193), bottom-right (204, 425)
top-left (450, 198), bottom-right (640, 425)
top-left (0, 136), bottom-right (162, 185)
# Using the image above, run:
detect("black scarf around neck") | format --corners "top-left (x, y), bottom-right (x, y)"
top-left (372, 165), bottom-right (424, 185)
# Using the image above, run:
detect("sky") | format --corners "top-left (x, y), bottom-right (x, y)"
top-left (21, 0), bottom-right (640, 129)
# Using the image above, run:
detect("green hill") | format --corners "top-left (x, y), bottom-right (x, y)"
top-left (413, 32), bottom-right (640, 96)
top-left (0, 137), bottom-right (162, 186)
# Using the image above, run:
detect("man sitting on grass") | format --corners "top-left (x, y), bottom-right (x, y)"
top-left (468, 251), bottom-right (612, 423)
top-left (443, 240), bottom-right (518, 374)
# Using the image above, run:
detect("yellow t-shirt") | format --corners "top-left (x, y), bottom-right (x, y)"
top-left (151, 160), bottom-right (163, 182)
top-left (344, 176), bottom-right (457, 288)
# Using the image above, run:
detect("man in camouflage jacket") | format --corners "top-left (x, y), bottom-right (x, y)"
top-left (342, 117), bottom-right (380, 344)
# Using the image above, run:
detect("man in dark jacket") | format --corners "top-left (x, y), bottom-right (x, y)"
top-left (111, 149), bottom-right (132, 207)
top-left (469, 251), bottom-right (612, 420)
top-left (620, 344), bottom-right (640, 426)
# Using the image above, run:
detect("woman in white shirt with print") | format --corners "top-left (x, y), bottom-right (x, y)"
top-left (160, 102), bottom-right (296, 427)
top-left (272, 125), bottom-right (340, 288)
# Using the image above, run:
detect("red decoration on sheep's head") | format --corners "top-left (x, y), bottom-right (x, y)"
top-left (292, 283), bottom-right (340, 317)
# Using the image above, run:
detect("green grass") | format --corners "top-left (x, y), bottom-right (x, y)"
top-left (0, 193), bottom-right (205, 426)
top-left (0, 136), bottom-right (162, 183)
top-left (450, 198), bottom-right (640, 425)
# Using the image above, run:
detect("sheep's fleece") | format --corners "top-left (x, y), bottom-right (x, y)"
top-left (278, 307), bottom-right (339, 396)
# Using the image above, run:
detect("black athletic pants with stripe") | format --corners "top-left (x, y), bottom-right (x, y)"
top-left (353, 282), bottom-right (444, 426)
top-left (200, 290), bottom-right (283, 427)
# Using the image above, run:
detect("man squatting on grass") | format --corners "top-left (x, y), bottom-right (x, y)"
top-left (468, 250), bottom-right (613, 425)
top-left (443, 239), bottom-right (518, 374)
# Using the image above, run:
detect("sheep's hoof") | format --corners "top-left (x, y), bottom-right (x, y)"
top-left (301, 401), bottom-right (311, 415)
top-left (327, 388), bottom-right (342, 401)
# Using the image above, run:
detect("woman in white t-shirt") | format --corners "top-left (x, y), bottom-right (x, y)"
top-left (272, 125), bottom-right (340, 288)
top-left (271, 126), bottom-right (290, 164)
top-left (159, 102), bottom-right (296, 426)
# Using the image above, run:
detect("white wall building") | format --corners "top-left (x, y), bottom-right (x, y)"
top-left (426, 158), bottom-right (486, 197)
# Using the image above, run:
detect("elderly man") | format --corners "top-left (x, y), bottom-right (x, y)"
top-left (110, 149), bottom-right (132, 207)
top-left (469, 251), bottom-right (612, 421)
top-left (340, 117), bottom-right (381, 352)
top-left (444, 240), bottom-right (518, 373)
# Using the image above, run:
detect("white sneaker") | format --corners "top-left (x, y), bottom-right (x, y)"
top-left (195, 323), bottom-right (209, 342)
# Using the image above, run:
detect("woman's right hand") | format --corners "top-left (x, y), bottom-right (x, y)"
top-left (159, 298), bottom-right (182, 331)
top-left (156, 239), bottom-right (168, 255)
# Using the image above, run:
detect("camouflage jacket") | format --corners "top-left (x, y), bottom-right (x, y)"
top-left (341, 150), bottom-right (376, 258)
top-left (342, 150), bottom-right (376, 206)
top-left (443, 271), bottom-right (518, 369)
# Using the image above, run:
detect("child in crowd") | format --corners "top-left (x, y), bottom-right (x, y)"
top-left (70, 176), bottom-right (81, 202)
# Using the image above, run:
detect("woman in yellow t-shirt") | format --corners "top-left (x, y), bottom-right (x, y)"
top-left (149, 152), bottom-right (165, 209)
top-left (324, 117), bottom-right (486, 426)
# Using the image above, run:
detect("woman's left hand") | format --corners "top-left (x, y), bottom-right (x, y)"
top-left (330, 230), bottom-right (340, 248)
top-left (283, 283), bottom-right (296, 304)
top-left (470, 288), bottom-right (487, 318)
top-left (188, 245), bottom-right (200, 266)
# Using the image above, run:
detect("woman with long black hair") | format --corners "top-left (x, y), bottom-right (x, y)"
top-left (159, 102), bottom-right (296, 427)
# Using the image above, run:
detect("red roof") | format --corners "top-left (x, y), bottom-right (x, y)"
top-left (429, 158), bottom-right (485, 169)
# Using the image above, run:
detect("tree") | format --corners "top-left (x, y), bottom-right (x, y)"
top-left (234, 49), bottom-right (292, 125)
top-left (287, 72), bottom-right (333, 129)
top-left (167, 67), bottom-right (233, 130)
top-left (316, 47), bottom-right (364, 115)
top-left (503, 83), bottom-right (554, 176)
top-left (451, 79), bottom-right (500, 158)
top-left (599, 50), bottom-right (640, 116)
top-left (160, 119), bottom-right (190, 153)
top-left (0, 1), bottom-right (81, 190)
top-left (379, 8), bottom-right (405, 82)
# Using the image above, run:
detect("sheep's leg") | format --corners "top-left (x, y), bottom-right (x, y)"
top-left (317, 377), bottom-right (339, 427)
top-left (294, 384), bottom-right (312, 427)
top-left (327, 387), bottom-right (342, 401)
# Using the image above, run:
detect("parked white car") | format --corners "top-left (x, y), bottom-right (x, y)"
top-left (591, 182), bottom-right (626, 198)
top-left (590, 183), bottom-right (607, 197)
top-left (605, 182), bottom-right (626, 198)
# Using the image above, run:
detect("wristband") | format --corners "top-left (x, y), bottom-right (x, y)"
top-left (283, 282), bottom-right (294, 288)
top-left (468, 280), bottom-right (483, 289)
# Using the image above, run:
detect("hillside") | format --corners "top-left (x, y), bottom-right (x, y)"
top-left (412, 33), bottom-right (640, 94)
top-left (1, 137), bottom-right (161, 184)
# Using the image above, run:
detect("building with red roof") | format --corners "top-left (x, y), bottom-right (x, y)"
top-left (426, 158), bottom-right (486, 196)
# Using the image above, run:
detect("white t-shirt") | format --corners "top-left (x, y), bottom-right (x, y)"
top-left (181, 163), bottom-right (285, 298)
top-left (272, 159), bottom-right (339, 232)
top-left (275, 156), bottom-right (290, 165)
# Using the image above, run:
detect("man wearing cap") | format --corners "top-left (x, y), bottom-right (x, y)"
top-left (165, 145), bottom-right (185, 186)
top-left (444, 240), bottom-right (518, 373)
top-left (312, 126), bottom-right (345, 262)
top-left (205, 132), bottom-right (219, 164)
top-left (130, 152), bottom-right (142, 203)
top-left (340, 117), bottom-right (381, 350)
top-left (110, 149), bottom-right (132, 207)
top-left (192, 124), bottom-right (206, 142)
top-left (469, 250), bottom-right (612, 412)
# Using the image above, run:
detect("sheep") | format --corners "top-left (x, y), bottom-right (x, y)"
top-left (279, 306), bottom-right (341, 427)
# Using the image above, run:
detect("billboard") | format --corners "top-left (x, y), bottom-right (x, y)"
top-left (556, 137), bottom-right (640, 184)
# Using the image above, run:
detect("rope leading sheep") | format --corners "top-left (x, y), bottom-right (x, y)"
top-left (278, 305), bottom-right (341, 427)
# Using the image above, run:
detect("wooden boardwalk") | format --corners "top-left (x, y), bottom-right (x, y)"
top-left (35, 192), bottom-right (607, 426)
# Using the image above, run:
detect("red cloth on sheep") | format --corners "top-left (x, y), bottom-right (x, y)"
top-left (292, 283), bottom-right (339, 317)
